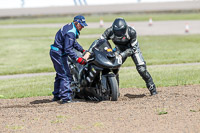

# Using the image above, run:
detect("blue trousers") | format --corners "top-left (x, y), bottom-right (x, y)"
top-left (50, 49), bottom-right (73, 100)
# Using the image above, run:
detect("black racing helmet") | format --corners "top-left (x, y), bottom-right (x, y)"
top-left (112, 18), bottom-right (127, 37)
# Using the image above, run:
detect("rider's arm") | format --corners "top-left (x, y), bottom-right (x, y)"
top-left (129, 27), bottom-right (138, 52)
top-left (119, 27), bottom-right (138, 59)
top-left (100, 27), bottom-right (113, 40)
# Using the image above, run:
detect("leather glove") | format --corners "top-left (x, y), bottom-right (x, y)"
top-left (120, 48), bottom-right (134, 59)
top-left (76, 57), bottom-right (87, 65)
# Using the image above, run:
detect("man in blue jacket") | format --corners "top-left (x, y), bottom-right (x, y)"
top-left (50, 15), bottom-right (90, 104)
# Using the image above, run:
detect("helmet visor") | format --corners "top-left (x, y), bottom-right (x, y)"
top-left (113, 27), bottom-right (126, 37)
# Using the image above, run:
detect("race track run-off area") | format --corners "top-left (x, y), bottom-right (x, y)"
top-left (0, 85), bottom-right (200, 132)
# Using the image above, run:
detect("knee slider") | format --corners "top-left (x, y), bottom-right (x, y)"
top-left (137, 65), bottom-right (146, 74)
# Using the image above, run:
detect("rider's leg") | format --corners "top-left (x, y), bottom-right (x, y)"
top-left (131, 46), bottom-right (157, 95)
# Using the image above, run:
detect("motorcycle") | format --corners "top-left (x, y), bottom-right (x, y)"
top-left (68, 39), bottom-right (122, 101)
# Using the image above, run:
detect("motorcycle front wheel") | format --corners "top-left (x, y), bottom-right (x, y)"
top-left (107, 76), bottom-right (119, 101)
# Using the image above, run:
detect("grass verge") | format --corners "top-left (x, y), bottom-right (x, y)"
top-left (0, 64), bottom-right (200, 99)
top-left (0, 12), bottom-right (200, 25)
top-left (120, 64), bottom-right (200, 88)
top-left (0, 75), bottom-right (54, 99)
top-left (0, 28), bottom-right (106, 38)
top-left (0, 33), bottom-right (200, 75)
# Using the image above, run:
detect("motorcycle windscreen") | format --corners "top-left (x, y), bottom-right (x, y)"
top-left (94, 39), bottom-right (113, 53)
top-left (93, 39), bottom-right (116, 59)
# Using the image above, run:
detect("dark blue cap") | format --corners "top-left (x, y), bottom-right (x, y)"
top-left (73, 15), bottom-right (88, 27)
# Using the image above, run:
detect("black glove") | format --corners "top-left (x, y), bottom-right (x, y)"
top-left (120, 48), bottom-right (134, 59)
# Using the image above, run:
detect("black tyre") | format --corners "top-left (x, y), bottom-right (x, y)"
top-left (107, 76), bottom-right (119, 101)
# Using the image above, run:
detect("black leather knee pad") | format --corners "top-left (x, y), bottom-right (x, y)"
top-left (137, 66), bottom-right (146, 73)
top-left (136, 65), bottom-right (152, 83)
top-left (137, 65), bottom-right (147, 77)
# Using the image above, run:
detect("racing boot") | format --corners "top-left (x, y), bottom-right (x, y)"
top-left (147, 83), bottom-right (157, 96)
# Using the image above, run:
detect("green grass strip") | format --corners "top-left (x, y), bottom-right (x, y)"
top-left (0, 64), bottom-right (200, 99)
top-left (0, 34), bottom-right (200, 75)
top-left (120, 64), bottom-right (200, 88)
top-left (0, 12), bottom-right (200, 25)
top-left (0, 28), bottom-right (106, 39)
top-left (0, 75), bottom-right (54, 99)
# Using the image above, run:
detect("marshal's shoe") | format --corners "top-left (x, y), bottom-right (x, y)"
top-left (61, 99), bottom-right (77, 104)
top-left (52, 97), bottom-right (61, 102)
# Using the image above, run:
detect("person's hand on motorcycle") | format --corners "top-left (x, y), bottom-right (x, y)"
top-left (126, 48), bottom-right (134, 56)
top-left (77, 57), bottom-right (87, 65)
top-left (120, 48), bottom-right (134, 59)
top-left (83, 51), bottom-right (91, 61)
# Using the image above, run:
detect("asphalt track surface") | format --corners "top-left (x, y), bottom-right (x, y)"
top-left (1, 20), bottom-right (200, 36)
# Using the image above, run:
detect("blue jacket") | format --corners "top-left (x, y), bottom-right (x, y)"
top-left (52, 22), bottom-right (84, 60)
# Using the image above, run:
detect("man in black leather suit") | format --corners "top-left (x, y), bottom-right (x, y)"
top-left (100, 18), bottom-right (157, 95)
